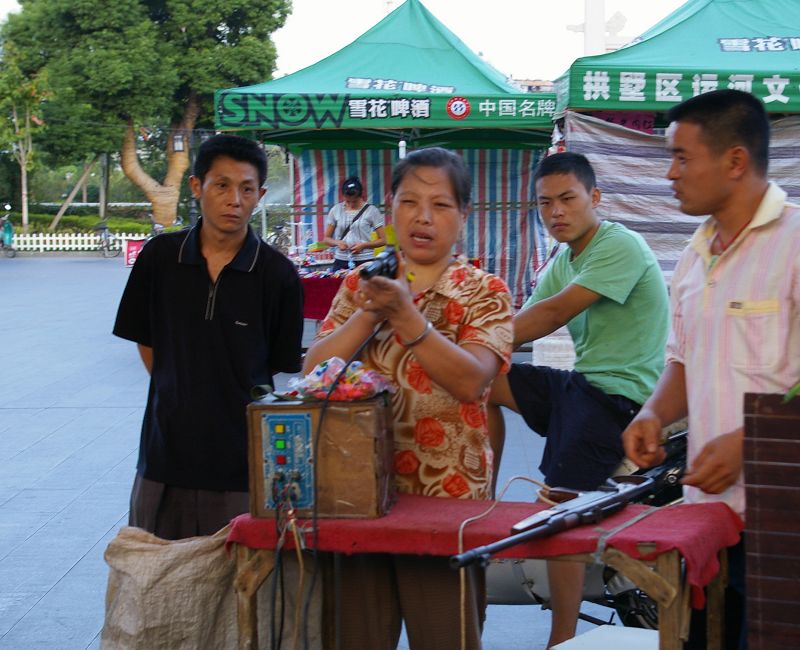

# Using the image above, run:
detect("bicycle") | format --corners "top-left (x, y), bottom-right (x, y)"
top-left (93, 222), bottom-right (122, 258)
top-left (264, 221), bottom-right (291, 255)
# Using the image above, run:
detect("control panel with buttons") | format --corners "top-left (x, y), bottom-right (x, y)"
top-left (260, 412), bottom-right (314, 509)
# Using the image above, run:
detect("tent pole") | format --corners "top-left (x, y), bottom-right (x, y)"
top-left (288, 150), bottom-right (297, 254)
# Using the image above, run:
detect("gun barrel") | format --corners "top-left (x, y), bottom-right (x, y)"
top-left (449, 476), bottom-right (655, 569)
top-left (449, 548), bottom-right (490, 569)
top-left (450, 524), bottom-right (556, 568)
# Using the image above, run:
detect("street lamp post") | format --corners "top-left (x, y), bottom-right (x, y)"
top-left (186, 130), bottom-right (199, 226)
top-left (186, 130), bottom-right (214, 226)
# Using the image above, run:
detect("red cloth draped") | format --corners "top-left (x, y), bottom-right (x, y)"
top-left (227, 494), bottom-right (742, 608)
top-left (301, 275), bottom-right (343, 320)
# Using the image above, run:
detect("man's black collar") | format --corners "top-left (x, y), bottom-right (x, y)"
top-left (177, 218), bottom-right (261, 272)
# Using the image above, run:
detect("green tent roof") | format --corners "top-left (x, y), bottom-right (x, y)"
top-left (557, 0), bottom-right (800, 113)
top-left (215, 0), bottom-right (555, 151)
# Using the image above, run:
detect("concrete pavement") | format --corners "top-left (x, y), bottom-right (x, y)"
top-left (0, 255), bottom-right (608, 649)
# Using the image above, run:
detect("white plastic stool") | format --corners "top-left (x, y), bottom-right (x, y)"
top-left (552, 625), bottom-right (658, 649)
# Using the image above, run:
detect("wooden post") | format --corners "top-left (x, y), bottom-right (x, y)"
top-left (706, 547), bottom-right (728, 650)
top-left (656, 550), bottom-right (682, 650)
top-left (48, 157), bottom-right (98, 231)
top-left (235, 545), bottom-right (258, 650)
top-left (233, 545), bottom-right (276, 650)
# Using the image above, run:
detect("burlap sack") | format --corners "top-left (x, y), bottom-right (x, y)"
top-left (100, 525), bottom-right (321, 649)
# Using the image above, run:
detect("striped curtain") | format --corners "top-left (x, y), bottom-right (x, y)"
top-left (564, 111), bottom-right (700, 283)
top-left (292, 148), bottom-right (547, 308)
top-left (564, 112), bottom-right (800, 283)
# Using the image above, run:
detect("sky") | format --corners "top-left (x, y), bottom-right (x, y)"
top-left (270, 0), bottom-right (689, 82)
top-left (0, 0), bottom-right (688, 82)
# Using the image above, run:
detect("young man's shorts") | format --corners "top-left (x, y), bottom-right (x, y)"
top-left (507, 364), bottom-right (641, 491)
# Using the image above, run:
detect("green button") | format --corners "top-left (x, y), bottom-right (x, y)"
top-left (275, 440), bottom-right (286, 450)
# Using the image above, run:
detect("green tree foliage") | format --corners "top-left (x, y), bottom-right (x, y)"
top-left (3, 0), bottom-right (291, 224)
top-left (0, 42), bottom-right (49, 231)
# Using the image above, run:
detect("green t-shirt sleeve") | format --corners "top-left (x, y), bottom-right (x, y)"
top-left (522, 257), bottom-right (561, 309)
top-left (573, 229), bottom-right (648, 305)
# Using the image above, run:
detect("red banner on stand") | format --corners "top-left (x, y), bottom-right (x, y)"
top-left (124, 239), bottom-right (147, 267)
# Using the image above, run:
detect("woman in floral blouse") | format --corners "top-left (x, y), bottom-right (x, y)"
top-left (304, 147), bottom-right (512, 650)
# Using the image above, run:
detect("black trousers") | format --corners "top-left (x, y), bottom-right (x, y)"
top-left (684, 537), bottom-right (747, 650)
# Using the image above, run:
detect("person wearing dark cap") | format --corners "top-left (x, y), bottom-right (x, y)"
top-left (323, 175), bottom-right (386, 271)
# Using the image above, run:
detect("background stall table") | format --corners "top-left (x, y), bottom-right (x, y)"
top-left (300, 273), bottom-right (344, 320)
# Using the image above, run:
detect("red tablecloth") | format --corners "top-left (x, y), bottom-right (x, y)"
top-left (228, 494), bottom-right (742, 608)
top-left (301, 275), bottom-right (343, 320)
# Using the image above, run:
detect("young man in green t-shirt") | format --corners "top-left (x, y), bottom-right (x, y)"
top-left (488, 152), bottom-right (669, 648)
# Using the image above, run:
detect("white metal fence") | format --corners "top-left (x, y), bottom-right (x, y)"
top-left (13, 232), bottom-right (144, 252)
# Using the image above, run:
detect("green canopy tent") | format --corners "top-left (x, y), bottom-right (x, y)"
top-left (215, 0), bottom-right (556, 151)
top-left (551, 0), bottom-right (800, 284)
top-left (214, 0), bottom-right (556, 306)
top-left (556, 0), bottom-right (800, 114)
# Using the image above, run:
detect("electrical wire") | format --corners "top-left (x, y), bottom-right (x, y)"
top-left (301, 319), bottom-right (388, 650)
top-left (455, 475), bottom-right (550, 650)
top-left (289, 517), bottom-right (306, 650)
top-left (270, 482), bottom-right (291, 650)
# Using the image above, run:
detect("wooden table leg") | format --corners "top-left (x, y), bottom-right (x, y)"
top-left (234, 544), bottom-right (276, 650)
top-left (706, 548), bottom-right (728, 650)
top-left (656, 550), bottom-right (682, 650)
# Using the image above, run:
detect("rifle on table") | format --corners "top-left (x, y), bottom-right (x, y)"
top-left (450, 475), bottom-right (655, 569)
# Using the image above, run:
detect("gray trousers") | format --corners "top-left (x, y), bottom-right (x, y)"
top-left (128, 473), bottom-right (249, 540)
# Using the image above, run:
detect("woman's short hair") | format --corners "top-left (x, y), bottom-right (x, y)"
top-left (391, 147), bottom-right (472, 211)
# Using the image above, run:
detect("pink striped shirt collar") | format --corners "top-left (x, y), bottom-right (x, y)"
top-left (688, 182), bottom-right (789, 263)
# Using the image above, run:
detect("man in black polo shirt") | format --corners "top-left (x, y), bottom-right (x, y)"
top-left (113, 134), bottom-right (303, 539)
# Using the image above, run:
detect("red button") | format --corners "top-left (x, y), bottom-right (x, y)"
top-left (276, 455), bottom-right (287, 465)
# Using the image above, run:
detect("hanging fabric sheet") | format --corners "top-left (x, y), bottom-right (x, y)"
top-left (292, 148), bottom-right (547, 308)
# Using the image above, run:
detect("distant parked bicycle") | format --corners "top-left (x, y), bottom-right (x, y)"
top-left (145, 214), bottom-right (166, 241)
top-left (93, 222), bottom-right (122, 258)
top-left (1, 205), bottom-right (16, 258)
top-left (265, 220), bottom-right (291, 255)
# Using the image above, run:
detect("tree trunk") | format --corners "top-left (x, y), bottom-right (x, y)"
top-left (119, 93), bottom-right (200, 227)
top-left (11, 105), bottom-right (31, 233)
top-left (20, 161), bottom-right (29, 233)
top-left (98, 153), bottom-right (109, 219)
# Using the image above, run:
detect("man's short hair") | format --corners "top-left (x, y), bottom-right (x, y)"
top-left (533, 152), bottom-right (596, 193)
top-left (193, 134), bottom-right (268, 186)
top-left (666, 89), bottom-right (769, 176)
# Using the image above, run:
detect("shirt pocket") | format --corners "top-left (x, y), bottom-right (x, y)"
top-left (725, 299), bottom-right (779, 370)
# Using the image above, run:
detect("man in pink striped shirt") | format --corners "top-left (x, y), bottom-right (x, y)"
top-left (623, 89), bottom-right (800, 649)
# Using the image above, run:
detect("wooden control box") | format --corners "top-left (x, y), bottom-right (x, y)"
top-left (247, 395), bottom-right (395, 519)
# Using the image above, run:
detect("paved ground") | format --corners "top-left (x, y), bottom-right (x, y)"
top-left (0, 255), bottom-right (609, 649)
